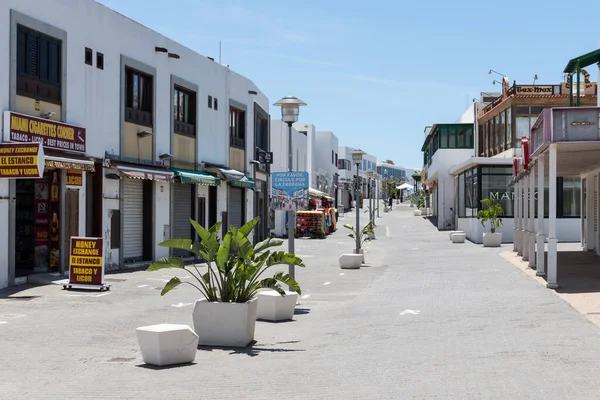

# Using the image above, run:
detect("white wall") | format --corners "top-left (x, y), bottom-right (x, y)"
top-left (458, 218), bottom-right (580, 244)
top-left (314, 131), bottom-right (339, 196)
top-left (431, 149), bottom-right (474, 229)
top-left (293, 122), bottom-right (316, 188)
top-left (102, 174), bottom-right (120, 270)
top-left (154, 181), bottom-right (170, 261)
top-left (0, 0), bottom-right (270, 287)
top-left (456, 104), bottom-right (476, 123)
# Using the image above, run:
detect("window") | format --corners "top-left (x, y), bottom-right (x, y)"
top-left (96, 52), bottom-right (104, 70)
top-left (85, 48), bottom-right (93, 65)
top-left (214, 98), bottom-right (218, 110)
top-left (332, 150), bottom-right (334, 164)
top-left (208, 95), bottom-right (213, 109)
top-left (125, 67), bottom-right (153, 126)
top-left (173, 86), bottom-right (196, 136)
top-left (335, 152), bottom-right (338, 167)
top-left (561, 177), bottom-right (581, 217)
top-left (229, 107), bottom-right (245, 148)
top-left (16, 25), bottom-right (61, 103)
top-left (506, 108), bottom-right (512, 148)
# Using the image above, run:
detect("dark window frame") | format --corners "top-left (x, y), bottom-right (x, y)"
top-left (229, 106), bottom-right (246, 149)
top-left (173, 85), bottom-right (196, 137)
top-left (16, 24), bottom-right (62, 104)
top-left (85, 47), bottom-right (93, 65)
top-left (96, 52), bottom-right (104, 70)
top-left (208, 95), bottom-right (213, 109)
top-left (125, 67), bottom-right (153, 127)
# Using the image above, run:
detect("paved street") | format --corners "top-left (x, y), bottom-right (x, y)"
top-left (3, 204), bottom-right (600, 399)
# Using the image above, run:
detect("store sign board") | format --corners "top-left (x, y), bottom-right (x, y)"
top-left (66, 170), bottom-right (83, 186)
top-left (0, 142), bottom-right (44, 178)
top-left (3, 111), bottom-right (87, 153)
top-left (271, 171), bottom-right (309, 211)
top-left (69, 237), bottom-right (104, 286)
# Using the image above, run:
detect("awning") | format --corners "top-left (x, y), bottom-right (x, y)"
top-left (229, 176), bottom-right (255, 189)
top-left (116, 164), bottom-right (174, 182)
top-left (44, 153), bottom-right (95, 172)
top-left (309, 188), bottom-right (334, 200)
top-left (205, 166), bottom-right (245, 180)
top-left (397, 183), bottom-right (413, 190)
top-left (171, 168), bottom-right (220, 186)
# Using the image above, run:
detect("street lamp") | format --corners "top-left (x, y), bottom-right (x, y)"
top-left (273, 95), bottom-right (307, 286)
top-left (367, 170), bottom-right (374, 226)
top-left (351, 149), bottom-right (366, 256)
top-left (250, 160), bottom-right (260, 243)
top-left (375, 173), bottom-right (381, 218)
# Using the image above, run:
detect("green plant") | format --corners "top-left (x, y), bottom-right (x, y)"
top-left (147, 217), bottom-right (305, 302)
top-left (416, 191), bottom-right (425, 209)
top-left (344, 221), bottom-right (375, 248)
top-left (477, 198), bottom-right (504, 233)
top-left (364, 206), bottom-right (379, 226)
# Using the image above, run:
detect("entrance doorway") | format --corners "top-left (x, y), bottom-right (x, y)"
top-left (15, 170), bottom-right (61, 277)
top-left (208, 185), bottom-right (217, 228)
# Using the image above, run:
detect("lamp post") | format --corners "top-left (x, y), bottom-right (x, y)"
top-left (249, 160), bottom-right (260, 244)
top-left (351, 149), bottom-right (366, 255)
top-left (273, 95), bottom-right (307, 286)
top-left (367, 170), bottom-right (374, 225)
top-left (375, 173), bottom-right (380, 218)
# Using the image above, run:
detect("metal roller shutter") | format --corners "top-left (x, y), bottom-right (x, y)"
top-left (228, 187), bottom-right (243, 229)
top-left (173, 183), bottom-right (193, 258)
top-left (122, 179), bottom-right (144, 261)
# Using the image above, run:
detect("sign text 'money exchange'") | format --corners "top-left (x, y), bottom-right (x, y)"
top-left (0, 143), bottom-right (42, 178)
top-left (69, 237), bottom-right (104, 286)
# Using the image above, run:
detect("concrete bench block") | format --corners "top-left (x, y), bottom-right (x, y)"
top-left (136, 324), bottom-right (198, 366)
top-left (414, 210), bottom-right (422, 216)
top-left (339, 254), bottom-right (362, 269)
top-left (257, 290), bottom-right (298, 321)
top-left (451, 232), bottom-right (466, 243)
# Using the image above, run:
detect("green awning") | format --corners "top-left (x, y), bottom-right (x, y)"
top-left (229, 176), bottom-right (255, 189)
top-left (171, 168), bottom-right (220, 186)
top-left (564, 48), bottom-right (600, 74)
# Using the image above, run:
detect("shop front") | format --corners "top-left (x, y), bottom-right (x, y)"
top-left (3, 111), bottom-right (94, 282)
top-left (170, 168), bottom-right (220, 257)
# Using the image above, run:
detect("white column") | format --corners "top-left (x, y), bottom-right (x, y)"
top-left (513, 179), bottom-right (519, 252)
top-left (547, 145), bottom-right (558, 288)
top-left (522, 172), bottom-right (530, 261)
top-left (536, 155), bottom-right (546, 276)
top-left (516, 179), bottom-right (523, 255)
top-left (528, 167), bottom-right (536, 267)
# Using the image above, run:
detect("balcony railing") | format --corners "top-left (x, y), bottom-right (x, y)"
top-left (530, 106), bottom-right (600, 158)
top-left (230, 135), bottom-right (245, 149)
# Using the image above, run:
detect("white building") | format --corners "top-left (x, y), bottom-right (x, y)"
top-left (0, 0), bottom-right (269, 289)
top-left (314, 130), bottom-right (339, 200)
top-left (337, 145), bottom-right (356, 211)
top-left (269, 120), bottom-right (307, 237)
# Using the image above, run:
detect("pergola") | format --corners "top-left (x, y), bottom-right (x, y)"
top-left (563, 48), bottom-right (600, 107)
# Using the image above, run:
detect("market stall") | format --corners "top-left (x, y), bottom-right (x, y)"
top-left (296, 210), bottom-right (326, 239)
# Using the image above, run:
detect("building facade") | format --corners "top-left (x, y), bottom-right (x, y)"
top-left (0, 0), bottom-right (269, 289)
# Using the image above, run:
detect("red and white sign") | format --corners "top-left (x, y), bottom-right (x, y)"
top-left (3, 111), bottom-right (86, 153)
top-left (522, 136), bottom-right (530, 170)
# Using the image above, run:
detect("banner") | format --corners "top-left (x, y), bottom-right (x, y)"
top-left (69, 237), bottom-right (104, 286)
top-left (271, 171), bottom-right (309, 211)
top-left (0, 142), bottom-right (44, 178)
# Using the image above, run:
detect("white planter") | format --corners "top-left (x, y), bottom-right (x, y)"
top-left (367, 232), bottom-right (376, 240)
top-left (136, 324), bottom-right (198, 367)
top-left (448, 231), bottom-right (459, 239)
top-left (483, 232), bottom-right (502, 247)
top-left (192, 298), bottom-right (257, 347)
top-left (339, 254), bottom-right (362, 269)
top-left (257, 290), bottom-right (298, 321)
top-left (414, 210), bottom-right (422, 216)
top-left (451, 232), bottom-right (466, 243)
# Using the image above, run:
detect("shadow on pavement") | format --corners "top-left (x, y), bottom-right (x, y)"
top-left (136, 362), bottom-right (197, 370)
top-left (199, 340), bottom-right (305, 357)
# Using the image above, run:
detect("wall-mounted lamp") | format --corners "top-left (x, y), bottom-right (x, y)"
top-left (489, 69), bottom-right (507, 78)
top-left (168, 53), bottom-right (180, 59)
top-left (159, 153), bottom-right (173, 160)
top-left (155, 46), bottom-right (168, 53)
top-left (137, 130), bottom-right (153, 138)
top-left (105, 172), bottom-right (120, 180)
top-left (493, 79), bottom-right (503, 86)
top-left (533, 74), bottom-right (538, 85)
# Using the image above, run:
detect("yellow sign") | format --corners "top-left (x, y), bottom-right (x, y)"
top-left (0, 143), bottom-right (44, 178)
top-left (66, 170), bottom-right (83, 186)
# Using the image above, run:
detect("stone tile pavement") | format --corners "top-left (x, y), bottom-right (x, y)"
top-left (2, 205), bottom-right (600, 399)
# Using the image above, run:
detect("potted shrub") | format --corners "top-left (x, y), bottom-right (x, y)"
top-left (414, 194), bottom-right (425, 216)
top-left (477, 198), bottom-right (504, 247)
top-left (343, 221), bottom-right (374, 263)
top-left (147, 217), bottom-right (305, 347)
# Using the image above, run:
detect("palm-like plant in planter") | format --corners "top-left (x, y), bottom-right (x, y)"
top-left (344, 221), bottom-right (375, 257)
top-left (147, 217), bottom-right (305, 347)
top-left (477, 198), bottom-right (504, 247)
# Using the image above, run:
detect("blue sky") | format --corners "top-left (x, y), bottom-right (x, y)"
top-left (97, 0), bottom-right (600, 169)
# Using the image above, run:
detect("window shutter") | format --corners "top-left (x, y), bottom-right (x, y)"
top-left (26, 31), bottom-right (39, 77)
top-left (48, 40), bottom-right (60, 84)
top-left (17, 27), bottom-right (27, 74)
top-left (39, 37), bottom-right (49, 82)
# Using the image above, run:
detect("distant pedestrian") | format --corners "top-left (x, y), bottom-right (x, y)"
top-left (388, 196), bottom-right (393, 210)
